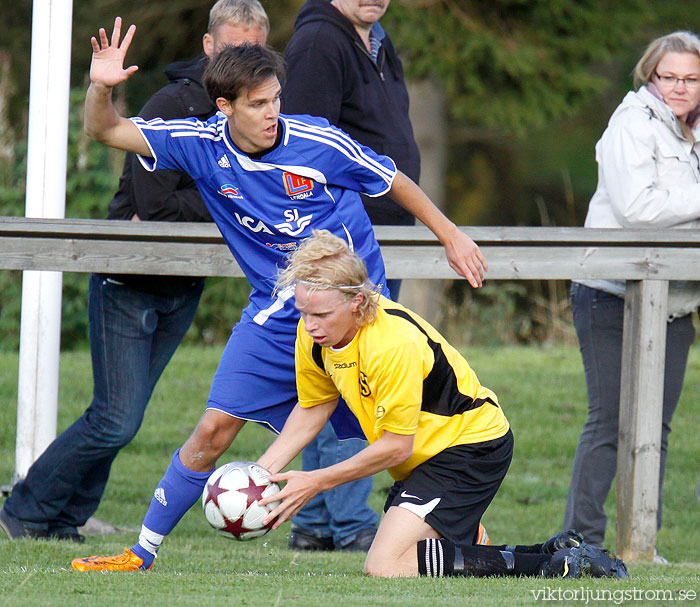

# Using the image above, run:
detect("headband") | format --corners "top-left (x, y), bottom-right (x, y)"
top-left (296, 279), bottom-right (368, 292)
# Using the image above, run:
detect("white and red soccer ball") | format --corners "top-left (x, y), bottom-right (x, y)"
top-left (202, 461), bottom-right (281, 540)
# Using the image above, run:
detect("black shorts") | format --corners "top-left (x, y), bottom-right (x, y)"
top-left (384, 430), bottom-right (513, 546)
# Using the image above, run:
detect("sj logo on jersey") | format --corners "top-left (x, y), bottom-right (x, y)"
top-left (274, 209), bottom-right (313, 237)
top-left (283, 172), bottom-right (314, 200)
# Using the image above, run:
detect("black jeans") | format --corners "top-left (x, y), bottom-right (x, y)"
top-left (563, 283), bottom-right (694, 546)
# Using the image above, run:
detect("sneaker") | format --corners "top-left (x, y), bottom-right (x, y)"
top-left (540, 548), bottom-right (583, 578)
top-left (0, 507), bottom-right (48, 540)
top-left (576, 544), bottom-right (629, 579)
top-left (288, 527), bottom-right (333, 551)
top-left (652, 549), bottom-right (669, 565)
top-left (336, 526), bottom-right (377, 552)
top-left (71, 547), bottom-right (152, 572)
top-left (541, 529), bottom-right (583, 554)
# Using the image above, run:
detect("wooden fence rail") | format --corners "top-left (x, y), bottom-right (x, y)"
top-left (2, 216), bottom-right (699, 562)
top-left (2, 217), bottom-right (700, 280)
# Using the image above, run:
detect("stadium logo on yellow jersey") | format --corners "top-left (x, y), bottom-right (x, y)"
top-left (334, 362), bottom-right (357, 369)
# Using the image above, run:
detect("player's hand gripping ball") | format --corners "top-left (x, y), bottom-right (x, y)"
top-left (202, 461), bottom-right (281, 540)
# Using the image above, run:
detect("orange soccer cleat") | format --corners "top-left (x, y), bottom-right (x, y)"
top-left (71, 547), bottom-right (153, 572)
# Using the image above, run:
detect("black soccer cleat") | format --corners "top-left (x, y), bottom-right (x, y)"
top-left (541, 529), bottom-right (584, 554)
top-left (288, 527), bottom-right (333, 551)
top-left (577, 543), bottom-right (629, 579)
top-left (540, 548), bottom-right (583, 578)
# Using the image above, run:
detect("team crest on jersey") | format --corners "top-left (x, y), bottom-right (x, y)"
top-left (218, 183), bottom-right (244, 200)
top-left (218, 154), bottom-right (231, 168)
top-left (359, 372), bottom-right (372, 397)
top-left (282, 172), bottom-right (314, 200)
top-left (274, 209), bottom-right (313, 237)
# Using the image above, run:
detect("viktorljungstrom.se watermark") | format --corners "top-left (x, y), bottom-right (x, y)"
top-left (530, 587), bottom-right (697, 604)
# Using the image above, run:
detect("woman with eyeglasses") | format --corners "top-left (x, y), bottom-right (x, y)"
top-left (564, 31), bottom-right (700, 563)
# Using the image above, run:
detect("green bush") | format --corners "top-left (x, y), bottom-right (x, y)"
top-left (0, 88), bottom-right (249, 351)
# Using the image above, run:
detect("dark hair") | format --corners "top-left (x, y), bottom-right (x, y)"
top-left (203, 43), bottom-right (285, 105)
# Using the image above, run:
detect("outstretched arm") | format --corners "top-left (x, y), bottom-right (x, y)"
top-left (84, 17), bottom-right (150, 155)
top-left (256, 400), bottom-right (338, 475)
top-left (389, 171), bottom-right (487, 288)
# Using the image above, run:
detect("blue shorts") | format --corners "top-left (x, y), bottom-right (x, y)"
top-left (206, 319), bottom-right (364, 440)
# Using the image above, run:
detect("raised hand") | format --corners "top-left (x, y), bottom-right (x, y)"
top-left (89, 17), bottom-right (138, 87)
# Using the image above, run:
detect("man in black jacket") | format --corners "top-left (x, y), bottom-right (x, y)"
top-left (281, 0), bottom-right (420, 552)
top-left (0, 0), bottom-right (268, 543)
top-left (283, 0), bottom-right (420, 277)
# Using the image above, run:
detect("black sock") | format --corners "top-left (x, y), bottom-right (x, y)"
top-left (491, 542), bottom-right (544, 554)
top-left (417, 540), bottom-right (550, 577)
top-left (417, 538), bottom-right (455, 577)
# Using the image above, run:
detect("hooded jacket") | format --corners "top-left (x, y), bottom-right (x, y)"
top-left (577, 85), bottom-right (700, 317)
top-left (106, 55), bottom-right (215, 295)
top-left (282, 0), bottom-right (420, 226)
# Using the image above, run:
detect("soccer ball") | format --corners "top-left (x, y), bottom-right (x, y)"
top-left (202, 461), bottom-right (281, 541)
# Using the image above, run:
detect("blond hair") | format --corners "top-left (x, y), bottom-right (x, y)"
top-left (276, 230), bottom-right (380, 327)
top-left (634, 30), bottom-right (700, 139)
top-left (208, 0), bottom-right (269, 37)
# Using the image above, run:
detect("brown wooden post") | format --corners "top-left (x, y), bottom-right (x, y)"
top-left (616, 279), bottom-right (668, 561)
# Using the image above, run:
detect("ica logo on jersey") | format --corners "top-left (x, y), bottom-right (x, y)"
top-left (234, 213), bottom-right (273, 234)
top-left (283, 172), bottom-right (314, 200)
top-left (275, 209), bottom-right (313, 237)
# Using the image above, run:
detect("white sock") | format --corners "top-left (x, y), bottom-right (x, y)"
top-left (138, 525), bottom-right (165, 558)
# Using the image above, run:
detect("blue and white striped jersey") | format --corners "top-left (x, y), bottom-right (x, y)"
top-left (132, 112), bottom-right (395, 333)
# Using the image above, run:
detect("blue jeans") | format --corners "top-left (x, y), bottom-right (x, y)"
top-left (563, 283), bottom-right (694, 546)
top-left (4, 274), bottom-right (202, 533)
top-left (292, 422), bottom-right (378, 546)
top-left (385, 279), bottom-right (402, 302)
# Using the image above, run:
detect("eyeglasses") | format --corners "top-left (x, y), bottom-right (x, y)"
top-left (653, 72), bottom-right (700, 89)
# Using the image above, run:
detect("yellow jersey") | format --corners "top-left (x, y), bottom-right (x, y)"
top-left (295, 296), bottom-right (510, 480)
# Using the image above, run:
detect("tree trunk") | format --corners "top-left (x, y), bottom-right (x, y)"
top-left (400, 79), bottom-right (447, 327)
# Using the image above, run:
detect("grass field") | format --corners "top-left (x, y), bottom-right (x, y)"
top-left (1, 344), bottom-right (698, 606)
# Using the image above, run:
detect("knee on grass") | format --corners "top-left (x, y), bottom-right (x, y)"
top-left (363, 562), bottom-right (411, 578)
top-left (363, 547), bottom-right (418, 578)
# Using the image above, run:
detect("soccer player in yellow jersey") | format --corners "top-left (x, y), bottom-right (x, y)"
top-left (258, 230), bottom-right (628, 579)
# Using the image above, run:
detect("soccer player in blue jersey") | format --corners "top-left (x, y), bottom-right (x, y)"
top-left (73, 18), bottom-right (487, 572)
